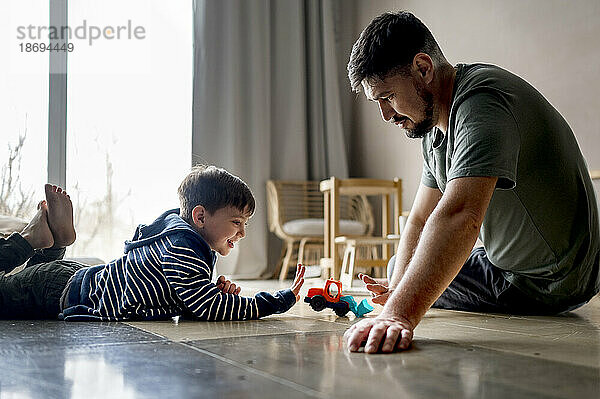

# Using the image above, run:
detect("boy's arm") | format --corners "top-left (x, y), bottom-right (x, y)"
top-left (160, 237), bottom-right (296, 320)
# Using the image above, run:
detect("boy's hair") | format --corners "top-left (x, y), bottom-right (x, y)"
top-left (178, 165), bottom-right (255, 223)
top-left (348, 11), bottom-right (447, 92)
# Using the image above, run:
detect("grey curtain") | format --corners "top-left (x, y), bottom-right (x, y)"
top-left (192, 0), bottom-right (351, 277)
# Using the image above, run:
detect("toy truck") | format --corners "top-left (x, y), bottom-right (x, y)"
top-left (304, 279), bottom-right (350, 317)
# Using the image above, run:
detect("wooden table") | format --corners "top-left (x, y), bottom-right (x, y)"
top-left (319, 177), bottom-right (402, 280)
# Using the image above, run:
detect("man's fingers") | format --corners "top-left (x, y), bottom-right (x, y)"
top-left (381, 326), bottom-right (401, 353)
top-left (216, 275), bottom-right (226, 285)
top-left (365, 283), bottom-right (388, 294)
top-left (343, 324), bottom-right (356, 342)
top-left (372, 293), bottom-right (390, 305)
top-left (364, 324), bottom-right (387, 353)
top-left (397, 329), bottom-right (413, 350)
top-left (358, 273), bottom-right (377, 284)
top-left (347, 323), bottom-right (372, 352)
top-left (234, 286), bottom-right (241, 295)
top-left (223, 281), bottom-right (231, 293)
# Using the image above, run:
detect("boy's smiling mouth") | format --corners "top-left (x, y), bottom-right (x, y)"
top-left (227, 239), bottom-right (235, 248)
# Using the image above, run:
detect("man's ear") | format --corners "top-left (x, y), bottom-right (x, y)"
top-left (191, 205), bottom-right (207, 229)
top-left (413, 53), bottom-right (434, 84)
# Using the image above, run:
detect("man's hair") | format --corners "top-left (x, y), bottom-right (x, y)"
top-left (178, 165), bottom-right (255, 223)
top-left (348, 11), bottom-right (447, 92)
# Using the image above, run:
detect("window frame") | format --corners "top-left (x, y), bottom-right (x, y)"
top-left (48, 0), bottom-right (68, 187)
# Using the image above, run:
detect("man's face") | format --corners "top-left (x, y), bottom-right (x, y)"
top-left (362, 71), bottom-right (435, 139)
top-left (198, 206), bottom-right (251, 256)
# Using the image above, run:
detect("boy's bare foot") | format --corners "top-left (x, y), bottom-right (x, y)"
top-left (45, 184), bottom-right (76, 247)
top-left (20, 201), bottom-right (54, 250)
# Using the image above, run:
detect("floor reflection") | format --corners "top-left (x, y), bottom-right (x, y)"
top-left (64, 356), bottom-right (135, 399)
top-left (1, 304), bottom-right (599, 399)
top-left (192, 324), bottom-right (600, 399)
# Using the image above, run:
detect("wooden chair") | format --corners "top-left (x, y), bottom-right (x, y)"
top-left (320, 177), bottom-right (403, 285)
top-left (267, 180), bottom-right (374, 281)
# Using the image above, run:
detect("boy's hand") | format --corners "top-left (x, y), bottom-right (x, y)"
top-left (216, 275), bottom-right (241, 295)
top-left (290, 264), bottom-right (305, 302)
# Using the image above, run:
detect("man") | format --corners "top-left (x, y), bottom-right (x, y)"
top-left (343, 11), bottom-right (599, 354)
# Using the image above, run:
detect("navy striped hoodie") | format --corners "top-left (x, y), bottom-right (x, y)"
top-left (60, 209), bottom-right (296, 321)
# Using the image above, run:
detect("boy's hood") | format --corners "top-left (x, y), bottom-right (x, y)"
top-left (123, 209), bottom-right (214, 259)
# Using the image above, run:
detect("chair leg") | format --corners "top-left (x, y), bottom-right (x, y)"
top-left (298, 238), bottom-right (309, 265)
top-left (346, 244), bottom-right (357, 287)
top-left (271, 244), bottom-right (287, 279)
top-left (340, 246), bottom-right (351, 287)
top-left (279, 241), bottom-right (296, 282)
top-left (340, 242), bottom-right (356, 287)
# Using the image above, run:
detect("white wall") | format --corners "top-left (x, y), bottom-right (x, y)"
top-left (350, 0), bottom-right (600, 209)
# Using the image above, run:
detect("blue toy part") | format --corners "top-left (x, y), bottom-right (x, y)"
top-left (356, 298), bottom-right (374, 317)
top-left (340, 295), bottom-right (374, 318)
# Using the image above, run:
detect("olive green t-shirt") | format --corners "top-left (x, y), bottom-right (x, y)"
top-left (422, 63), bottom-right (599, 307)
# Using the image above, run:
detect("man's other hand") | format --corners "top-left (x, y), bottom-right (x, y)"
top-left (358, 273), bottom-right (391, 305)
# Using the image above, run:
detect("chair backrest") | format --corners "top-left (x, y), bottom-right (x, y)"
top-left (266, 180), bottom-right (374, 239)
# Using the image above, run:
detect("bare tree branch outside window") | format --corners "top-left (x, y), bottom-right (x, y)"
top-left (0, 121), bottom-right (36, 219)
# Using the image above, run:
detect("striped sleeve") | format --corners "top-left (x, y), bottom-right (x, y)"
top-left (159, 236), bottom-right (297, 320)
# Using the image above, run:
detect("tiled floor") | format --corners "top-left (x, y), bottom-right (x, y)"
top-left (1, 279), bottom-right (599, 398)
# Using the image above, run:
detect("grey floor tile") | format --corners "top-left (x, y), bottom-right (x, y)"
top-left (0, 339), bottom-right (321, 399)
top-left (413, 304), bottom-right (600, 368)
top-left (0, 320), bottom-right (163, 349)
top-left (126, 314), bottom-right (348, 342)
top-left (189, 331), bottom-right (600, 399)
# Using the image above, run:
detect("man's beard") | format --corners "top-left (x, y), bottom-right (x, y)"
top-left (404, 80), bottom-right (435, 139)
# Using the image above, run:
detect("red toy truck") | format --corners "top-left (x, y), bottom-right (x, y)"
top-left (304, 279), bottom-right (350, 317)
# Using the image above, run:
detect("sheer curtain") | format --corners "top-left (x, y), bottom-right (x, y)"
top-left (192, 0), bottom-right (351, 277)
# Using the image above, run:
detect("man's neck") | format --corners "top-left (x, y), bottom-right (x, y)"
top-left (435, 64), bottom-right (457, 134)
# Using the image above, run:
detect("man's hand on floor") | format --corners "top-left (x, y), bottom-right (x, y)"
top-left (344, 313), bottom-right (414, 354)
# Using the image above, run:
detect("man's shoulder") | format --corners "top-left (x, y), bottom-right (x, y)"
top-left (453, 63), bottom-right (525, 103)
top-left (456, 63), bottom-right (515, 83)
top-left (450, 63), bottom-right (523, 124)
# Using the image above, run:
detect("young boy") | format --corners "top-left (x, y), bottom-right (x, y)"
top-left (1, 165), bottom-right (305, 321)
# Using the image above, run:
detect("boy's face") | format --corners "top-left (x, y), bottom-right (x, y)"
top-left (196, 206), bottom-right (251, 256)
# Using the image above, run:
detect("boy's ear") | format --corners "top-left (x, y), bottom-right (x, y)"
top-left (191, 205), bottom-right (207, 229)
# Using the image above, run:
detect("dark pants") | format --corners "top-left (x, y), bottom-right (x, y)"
top-left (0, 233), bottom-right (84, 319)
top-left (387, 247), bottom-right (565, 315)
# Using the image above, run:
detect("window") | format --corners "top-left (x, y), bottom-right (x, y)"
top-left (0, 1), bottom-right (49, 221)
top-left (65, 0), bottom-right (192, 260)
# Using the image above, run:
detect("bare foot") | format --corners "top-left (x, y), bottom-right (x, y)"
top-left (45, 184), bottom-right (76, 247)
top-left (20, 201), bottom-right (54, 250)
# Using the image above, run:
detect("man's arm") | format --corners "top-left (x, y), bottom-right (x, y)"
top-left (389, 184), bottom-right (442, 289)
top-left (363, 184), bottom-right (442, 304)
top-left (345, 176), bottom-right (497, 353)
